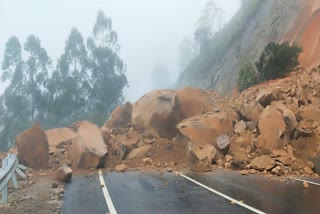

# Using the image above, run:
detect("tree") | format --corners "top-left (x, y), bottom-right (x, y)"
top-left (195, 1), bottom-right (224, 52)
top-left (237, 62), bottom-right (258, 92)
top-left (255, 42), bottom-right (302, 81)
top-left (48, 27), bottom-right (90, 125)
top-left (87, 10), bottom-right (127, 124)
top-left (0, 36), bottom-right (29, 149)
top-left (24, 35), bottom-right (51, 122)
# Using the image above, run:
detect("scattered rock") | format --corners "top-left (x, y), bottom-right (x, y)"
top-left (250, 155), bottom-right (276, 171)
top-left (143, 157), bottom-right (153, 165)
top-left (115, 164), bottom-right (127, 172)
top-left (303, 181), bottom-right (309, 189)
top-left (304, 166), bottom-right (314, 175)
top-left (256, 89), bottom-right (278, 107)
top-left (56, 165), bottom-right (73, 182)
top-left (216, 135), bottom-right (230, 153)
top-left (127, 145), bottom-right (152, 159)
top-left (187, 142), bottom-right (223, 172)
top-left (234, 120), bottom-right (246, 135)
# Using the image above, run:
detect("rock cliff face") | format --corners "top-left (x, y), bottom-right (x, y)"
top-left (178, 0), bottom-right (320, 95)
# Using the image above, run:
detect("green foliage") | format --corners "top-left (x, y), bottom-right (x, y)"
top-left (255, 42), bottom-right (302, 81)
top-left (87, 10), bottom-right (127, 123)
top-left (237, 62), bottom-right (258, 92)
top-left (236, 42), bottom-right (302, 92)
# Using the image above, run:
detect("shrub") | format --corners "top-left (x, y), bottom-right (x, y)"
top-left (237, 62), bottom-right (258, 92)
top-left (255, 42), bottom-right (302, 81)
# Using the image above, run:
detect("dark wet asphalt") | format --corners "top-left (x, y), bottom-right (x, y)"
top-left (62, 170), bottom-right (320, 214)
top-left (62, 174), bottom-right (108, 214)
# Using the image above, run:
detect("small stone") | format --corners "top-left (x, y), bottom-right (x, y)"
top-left (52, 183), bottom-right (58, 189)
top-left (303, 181), bottom-right (309, 189)
top-left (304, 166), bottom-right (314, 175)
top-left (115, 164), bottom-right (127, 172)
top-left (241, 170), bottom-right (249, 175)
top-left (56, 165), bottom-right (73, 182)
top-left (143, 157), bottom-right (153, 165)
top-left (225, 155), bottom-right (233, 162)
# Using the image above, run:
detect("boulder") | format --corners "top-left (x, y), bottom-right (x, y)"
top-left (126, 145), bottom-right (152, 159)
top-left (256, 89), bottom-right (278, 107)
top-left (234, 120), bottom-right (246, 135)
top-left (104, 102), bottom-right (133, 128)
top-left (45, 128), bottom-right (76, 149)
top-left (177, 112), bottom-right (233, 147)
top-left (271, 101), bottom-right (297, 132)
top-left (16, 123), bottom-right (49, 169)
top-left (176, 87), bottom-right (218, 118)
top-left (131, 90), bottom-right (182, 138)
top-left (250, 155), bottom-right (276, 171)
top-left (56, 165), bottom-right (73, 182)
top-left (237, 100), bottom-right (264, 122)
top-left (187, 142), bottom-right (222, 172)
top-left (299, 106), bottom-right (320, 121)
top-left (117, 128), bottom-right (140, 159)
top-left (70, 121), bottom-right (108, 169)
top-left (216, 135), bottom-right (230, 155)
top-left (119, 128), bottom-right (139, 147)
top-left (257, 106), bottom-right (287, 150)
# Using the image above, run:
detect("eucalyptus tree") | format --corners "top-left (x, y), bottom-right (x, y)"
top-left (0, 36), bottom-right (28, 149)
top-left (24, 35), bottom-right (51, 122)
top-left (87, 10), bottom-right (127, 124)
top-left (48, 27), bottom-right (90, 125)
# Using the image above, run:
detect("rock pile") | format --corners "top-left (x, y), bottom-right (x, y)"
top-left (6, 68), bottom-right (320, 178)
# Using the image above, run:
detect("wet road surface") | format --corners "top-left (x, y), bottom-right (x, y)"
top-left (62, 170), bottom-right (320, 214)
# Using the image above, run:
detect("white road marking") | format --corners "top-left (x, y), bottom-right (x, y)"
top-left (289, 177), bottom-right (320, 186)
top-left (98, 170), bottom-right (117, 214)
top-left (178, 172), bottom-right (266, 214)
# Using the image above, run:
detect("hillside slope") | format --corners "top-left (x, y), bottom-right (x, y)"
top-left (177, 0), bottom-right (320, 95)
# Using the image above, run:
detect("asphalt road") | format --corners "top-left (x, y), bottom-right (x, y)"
top-left (62, 170), bottom-right (320, 214)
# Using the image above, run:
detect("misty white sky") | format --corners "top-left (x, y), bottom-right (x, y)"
top-left (0, 0), bottom-right (240, 102)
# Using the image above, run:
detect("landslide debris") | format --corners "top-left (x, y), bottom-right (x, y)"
top-left (3, 68), bottom-right (320, 180)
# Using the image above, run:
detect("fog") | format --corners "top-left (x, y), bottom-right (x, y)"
top-left (0, 0), bottom-right (240, 102)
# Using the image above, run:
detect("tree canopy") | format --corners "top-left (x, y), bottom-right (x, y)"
top-left (0, 11), bottom-right (127, 152)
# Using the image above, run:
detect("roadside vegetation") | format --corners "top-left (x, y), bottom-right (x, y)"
top-left (237, 42), bottom-right (302, 92)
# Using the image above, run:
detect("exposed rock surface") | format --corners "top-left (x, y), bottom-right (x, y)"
top-left (178, 0), bottom-right (320, 95)
top-left (16, 123), bottom-right (49, 169)
top-left (70, 121), bottom-right (108, 169)
top-left (187, 142), bottom-right (222, 172)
